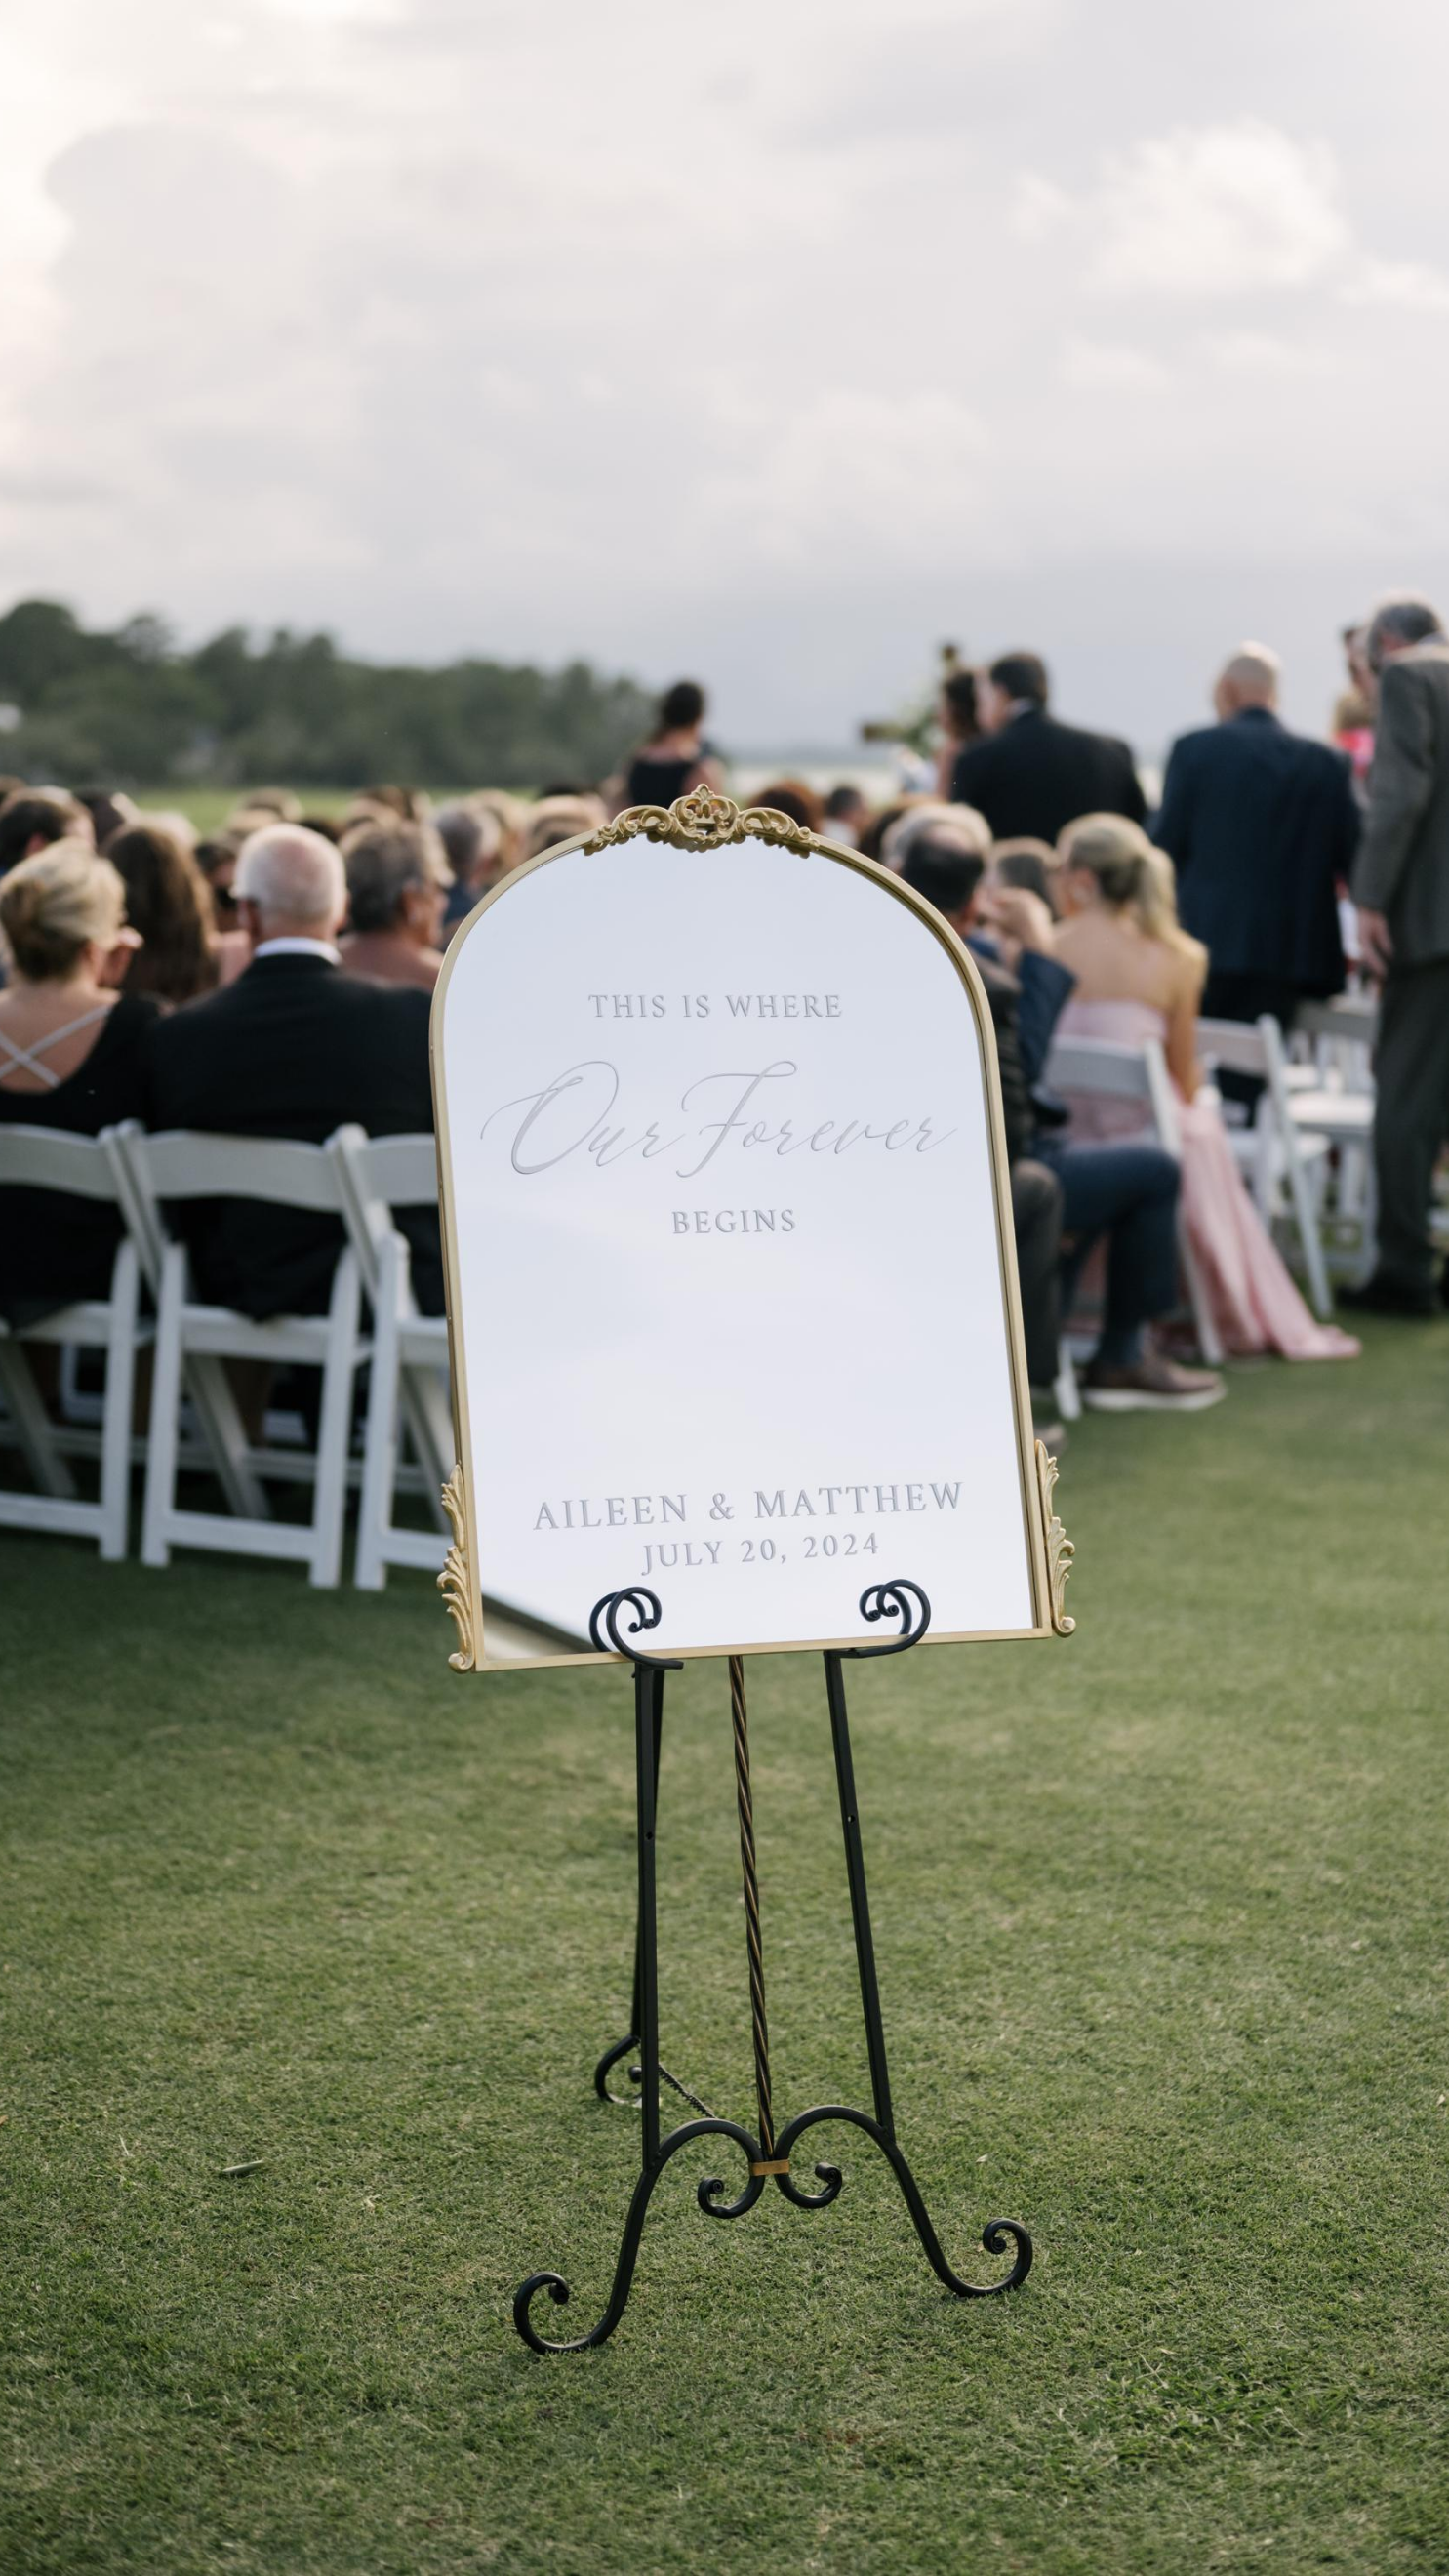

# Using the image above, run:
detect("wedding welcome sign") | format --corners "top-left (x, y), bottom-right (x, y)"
top-left (431, 785), bottom-right (1073, 1670)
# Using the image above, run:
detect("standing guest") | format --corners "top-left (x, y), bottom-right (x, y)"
top-left (107, 824), bottom-right (228, 1006)
top-left (0, 789), bottom-right (93, 879)
top-left (0, 845), bottom-right (154, 1324)
top-left (437, 801), bottom-right (503, 929)
top-left (755, 780), bottom-right (824, 834)
top-left (950, 652), bottom-right (1146, 843)
top-left (1152, 645), bottom-right (1357, 1034)
top-left (823, 785), bottom-right (869, 847)
top-left (1333, 626), bottom-right (1377, 798)
top-left (147, 825), bottom-right (441, 1318)
top-left (1053, 816), bottom-right (1356, 1362)
top-left (934, 666), bottom-right (982, 796)
top-left (616, 681), bottom-right (723, 815)
top-left (1343, 595), bottom-right (1449, 1315)
top-left (339, 820), bottom-right (453, 990)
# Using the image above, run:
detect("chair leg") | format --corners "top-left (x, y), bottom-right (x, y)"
top-left (141, 1244), bottom-right (186, 1568)
top-left (0, 1339), bottom-right (79, 1501)
top-left (355, 1242), bottom-right (402, 1592)
top-left (1054, 1345), bottom-right (1081, 1423)
top-left (310, 1255), bottom-right (362, 1589)
top-left (1284, 1134), bottom-right (1333, 1320)
top-left (99, 1245), bottom-right (141, 1562)
top-left (1178, 1222), bottom-right (1225, 1366)
top-left (184, 1357), bottom-right (271, 1520)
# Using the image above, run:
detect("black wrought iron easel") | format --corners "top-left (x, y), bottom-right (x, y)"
top-left (511, 1581), bottom-right (1032, 2353)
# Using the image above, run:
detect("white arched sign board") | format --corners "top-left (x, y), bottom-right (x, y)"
top-left (431, 791), bottom-right (1069, 1669)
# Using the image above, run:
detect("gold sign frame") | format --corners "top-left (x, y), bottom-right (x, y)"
top-left (429, 785), bottom-right (1074, 1670)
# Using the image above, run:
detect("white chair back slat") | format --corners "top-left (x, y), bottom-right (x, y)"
top-left (139, 1130), bottom-right (347, 1211)
top-left (0, 1124), bottom-right (124, 1200)
top-left (329, 1124), bottom-right (451, 1590)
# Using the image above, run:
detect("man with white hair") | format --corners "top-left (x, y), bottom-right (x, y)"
top-left (1152, 642), bottom-right (1359, 1035)
top-left (147, 824), bottom-right (440, 1317)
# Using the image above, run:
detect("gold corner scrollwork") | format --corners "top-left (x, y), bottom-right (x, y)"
top-left (584, 783), bottom-right (823, 860)
top-left (438, 1464), bottom-right (476, 1670)
top-left (1034, 1441), bottom-right (1076, 1636)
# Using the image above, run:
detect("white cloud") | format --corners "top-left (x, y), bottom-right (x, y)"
top-left (1061, 336), bottom-right (1169, 391)
top-left (1088, 119), bottom-right (1348, 298)
top-left (1343, 255), bottom-right (1449, 314)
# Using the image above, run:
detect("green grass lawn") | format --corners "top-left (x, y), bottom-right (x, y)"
top-left (4, 1319), bottom-right (1448, 2573)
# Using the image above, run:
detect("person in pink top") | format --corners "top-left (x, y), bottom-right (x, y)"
top-left (1051, 814), bottom-right (1358, 1363)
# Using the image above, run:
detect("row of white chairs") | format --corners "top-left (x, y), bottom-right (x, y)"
top-left (0, 1122), bottom-right (449, 1586)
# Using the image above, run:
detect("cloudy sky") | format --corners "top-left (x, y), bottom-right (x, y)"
top-left (4, 0), bottom-right (1449, 753)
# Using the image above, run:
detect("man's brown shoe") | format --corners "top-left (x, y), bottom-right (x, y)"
top-left (1082, 1351), bottom-right (1226, 1413)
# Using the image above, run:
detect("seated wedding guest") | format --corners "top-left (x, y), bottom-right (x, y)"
top-left (0, 788), bottom-right (93, 879)
top-left (950, 652), bottom-right (1147, 842)
top-left (194, 834), bottom-right (241, 930)
top-left (297, 813), bottom-right (343, 843)
top-left (988, 837), bottom-right (1061, 913)
top-left (824, 784), bottom-right (869, 846)
top-left (147, 825), bottom-right (441, 1317)
top-left (1152, 644), bottom-right (1357, 1033)
top-left (107, 823), bottom-right (237, 1004)
top-left (617, 681), bottom-right (724, 814)
top-left (339, 819), bottom-right (453, 989)
top-left (522, 794), bottom-right (606, 862)
top-left (1053, 815), bottom-right (1357, 1363)
top-left (77, 787), bottom-right (138, 847)
top-left (228, 788), bottom-right (302, 824)
top-left (934, 665), bottom-right (982, 796)
top-left (756, 779), bottom-right (824, 833)
top-left (858, 794), bottom-right (925, 864)
top-left (901, 815), bottom-right (1226, 1410)
top-left (896, 822), bottom-right (1067, 1434)
top-left (469, 789), bottom-right (526, 876)
top-left (0, 844), bottom-right (155, 1325)
top-left (438, 801), bottom-right (503, 929)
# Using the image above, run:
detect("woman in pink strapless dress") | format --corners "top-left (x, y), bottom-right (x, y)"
top-left (1050, 817), bottom-right (1358, 1363)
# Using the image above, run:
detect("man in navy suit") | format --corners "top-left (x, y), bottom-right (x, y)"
top-left (1152, 645), bottom-right (1359, 1031)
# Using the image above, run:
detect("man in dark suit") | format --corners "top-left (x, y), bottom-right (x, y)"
top-left (148, 825), bottom-right (441, 1317)
top-left (1152, 644), bottom-right (1357, 1031)
top-left (949, 651), bottom-right (1146, 844)
top-left (1342, 595), bottom-right (1449, 1315)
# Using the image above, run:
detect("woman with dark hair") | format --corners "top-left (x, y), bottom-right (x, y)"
top-left (616, 681), bottom-right (723, 814)
top-left (754, 779), bottom-right (824, 834)
top-left (106, 824), bottom-right (222, 1005)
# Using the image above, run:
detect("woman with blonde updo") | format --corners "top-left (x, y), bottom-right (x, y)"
top-left (0, 842), bottom-right (158, 1323)
top-left (1051, 814), bottom-right (1355, 1361)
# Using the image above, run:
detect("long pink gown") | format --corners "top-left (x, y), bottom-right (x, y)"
top-left (1057, 996), bottom-right (1359, 1363)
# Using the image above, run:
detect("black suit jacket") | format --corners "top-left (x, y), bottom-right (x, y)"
top-left (146, 953), bottom-right (441, 1318)
top-left (1153, 708), bottom-right (1356, 993)
top-left (951, 707), bottom-right (1146, 843)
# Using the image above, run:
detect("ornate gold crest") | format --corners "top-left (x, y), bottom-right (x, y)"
top-left (584, 784), bottom-right (821, 859)
top-left (1033, 1441), bottom-right (1076, 1635)
top-left (438, 1464), bottom-right (476, 1670)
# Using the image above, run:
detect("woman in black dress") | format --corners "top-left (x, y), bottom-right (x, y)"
top-left (615, 681), bottom-right (724, 815)
top-left (0, 842), bottom-right (159, 1325)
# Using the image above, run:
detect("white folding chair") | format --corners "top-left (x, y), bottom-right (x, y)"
top-left (1045, 1032), bottom-right (1225, 1365)
top-left (330, 1126), bottom-right (451, 1590)
top-left (0, 1127), bottom-right (146, 1559)
top-left (1284, 1001), bottom-right (1379, 1272)
top-left (1197, 1016), bottom-right (1334, 1319)
top-left (113, 1127), bottom-right (369, 1588)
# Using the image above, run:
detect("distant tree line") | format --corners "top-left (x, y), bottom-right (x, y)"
top-left (0, 599), bottom-right (655, 790)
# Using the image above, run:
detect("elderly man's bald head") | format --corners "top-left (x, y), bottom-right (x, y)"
top-left (1214, 644), bottom-right (1281, 719)
top-left (234, 825), bottom-right (348, 940)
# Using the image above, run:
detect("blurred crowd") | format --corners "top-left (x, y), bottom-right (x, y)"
top-left (4, 589), bottom-right (1448, 1452)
